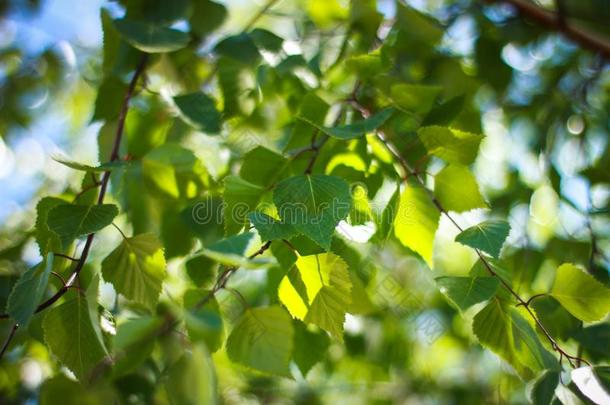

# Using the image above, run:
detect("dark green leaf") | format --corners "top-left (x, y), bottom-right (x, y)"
top-left (455, 220), bottom-right (511, 258)
top-left (113, 18), bottom-right (190, 53)
top-left (173, 92), bottom-right (221, 134)
top-left (7, 254), bottom-right (53, 326)
top-left (249, 212), bottom-right (298, 241)
top-left (47, 204), bottom-right (119, 249)
top-left (273, 175), bottom-right (352, 250)
top-left (435, 276), bottom-right (499, 311)
top-left (298, 107), bottom-right (394, 140)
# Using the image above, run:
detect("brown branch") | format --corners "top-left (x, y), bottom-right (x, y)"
top-left (0, 325), bottom-right (18, 359)
top-left (0, 54), bottom-right (149, 359)
top-left (485, 0), bottom-right (610, 59)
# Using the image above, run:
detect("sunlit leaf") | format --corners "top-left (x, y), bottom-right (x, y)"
top-left (550, 263), bottom-right (610, 322)
top-left (394, 184), bottom-right (440, 268)
top-left (434, 164), bottom-right (487, 213)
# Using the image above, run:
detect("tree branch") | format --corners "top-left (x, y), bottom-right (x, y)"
top-left (486, 0), bottom-right (610, 59)
top-left (0, 54), bottom-right (149, 359)
top-left (352, 100), bottom-right (590, 368)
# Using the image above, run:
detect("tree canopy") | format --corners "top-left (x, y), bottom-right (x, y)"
top-left (0, 0), bottom-right (609, 403)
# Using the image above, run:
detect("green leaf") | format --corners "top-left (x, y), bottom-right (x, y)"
top-left (348, 184), bottom-right (373, 225)
top-left (226, 306), bottom-right (294, 377)
top-left (394, 184), bottom-right (440, 268)
top-left (573, 324), bottom-right (610, 359)
top-left (136, 0), bottom-right (191, 25)
top-left (214, 33), bottom-right (260, 64)
top-left (418, 126), bottom-right (484, 165)
top-left (292, 321), bottom-right (330, 376)
top-left (286, 93), bottom-right (329, 151)
top-left (47, 204), bottom-right (119, 249)
top-left (142, 144), bottom-right (207, 199)
top-left (435, 276), bottom-right (499, 311)
top-left (249, 28), bottom-right (284, 52)
top-left (531, 296), bottom-right (581, 341)
top-left (434, 164), bottom-right (487, 213)
top-left (101, 233), bottom-right (167, 309)
top-left (550, 263), bottom-right (610, 322)
top-left (279, 253), bottom-right (352, 340)
top-left (422, 95), bottom-right (466, 126)
top-left (223, 176), bottom-right (264, 235)
top-left (270, 242), bottom-right (297, 270)
top-left (202, 232), bottom-right (271, 268)
top-left (53, 157), bottom-right (133, 173)
top-left (239, 146), bottom-right (290, 188)
top-left (39, 375), bottom-right (117, 405)
top-left (173, 92), bottom-right (221, 134)
top-left (7, 253), bottom-right (53, 326)
top-left (185, 255), bottom-right (217, 287)
top-left (183, 289), bottom-right (224, 353)
top-left (593, 366), bottom-right (610, 397)
top-left (112, 316), bottom-right (164, 377)
top-left (390, 84), bottom-right (441, 114)
top-left (529, 370), bottom-right (559, 405)
top-left (473, 298), bottom-right (557, 378)
top-left (189, 0), bottom-right (226, 37)
top-left (298, 107), bottom-right (394, 140)
top-left (249, 212), bottom-right (298, 241)
top-left (164, 344), bottom-right (218, 405)
top-left (92, 76), bottom-right (126, 122)
top-left (113, 18), bottom-right (190, 53)
top-left (43, 295), bottom-right (108, 381)
top-left (273, 175), bottom-right (351, 250)
top-left (455, 220), bottom-right (511, 258)
top-left (35, 197), bottom-right (65, 255)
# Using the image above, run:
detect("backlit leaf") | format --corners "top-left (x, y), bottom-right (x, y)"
top-left (434, 164), bottom-right (487, 213)
top-left (418, 126), bottom-right (484, 165)
top-left (226, 306), bottom-right (294, 376)
top-left (101, 233), bottom-right (167, 309)
top-left (394, 184), bottom-right (440, 268)
top-left (550, 263), bottom-right (610, 322)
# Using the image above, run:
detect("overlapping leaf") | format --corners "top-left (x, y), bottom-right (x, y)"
top-left (101, 233), bottom-right (167, 309)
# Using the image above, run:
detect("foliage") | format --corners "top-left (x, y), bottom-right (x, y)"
top-left (0, 0), bottom-right (609, 403)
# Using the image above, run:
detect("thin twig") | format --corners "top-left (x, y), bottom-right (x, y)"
top-left (53, 252), bottom-right (79, 262)
top-left (0, 325), bottom-right (18, 358)
top-left (111, 223), bottom-right (128, 239)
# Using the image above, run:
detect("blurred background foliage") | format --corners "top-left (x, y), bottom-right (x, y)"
top-left (0, 0), bottom-right (608, 403)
